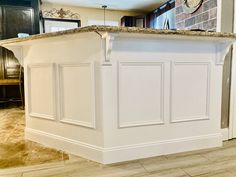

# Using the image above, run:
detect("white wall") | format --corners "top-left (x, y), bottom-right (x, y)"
top-left (41, 3), bottom-right (142, 27)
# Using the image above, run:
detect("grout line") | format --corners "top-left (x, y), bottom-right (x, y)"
top-left (179, 168), bottom-right (192, 177)
top-left (138, 161), bottom-right (150, 174)
top-left (198, 153), bottom-right (212, 162)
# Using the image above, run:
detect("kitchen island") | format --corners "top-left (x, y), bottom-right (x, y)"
top-left (0, 26), bottom-right (235, 164)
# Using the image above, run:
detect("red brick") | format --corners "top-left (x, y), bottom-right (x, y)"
top-left (191, 5), bottom-right (203, 16)
top-left (209, 7), bottom-right (217, 19)
top-left (176, 14), bottom-right (185, 23)
top-left (174, 0), bottom-right (217, 30)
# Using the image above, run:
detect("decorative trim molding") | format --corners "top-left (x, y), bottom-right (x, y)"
top-left (25, 127), bottom-right (222, 164)
top-left (216, 41), bottom-right (234, 65)
top-left (103, 133), bottom-right (222, 164)
top-left (25, 128), bottom-right (103, 163)
top-left (170, 61), bottom-right (211, 123)
top-left (221, 128), bottom-right (229, 141)
top-left (58, 62), bottom-right (96, 129)
top-left (29, 113), bottom-right (56, 121)
top-left (43, 8), bottom-right (80, 19)
top-left (27, 63), bottom-right (57, 121)
top-left (117, 61), bottom-right (165, 128)
top-left (102, 33), bottom-right (117, 63)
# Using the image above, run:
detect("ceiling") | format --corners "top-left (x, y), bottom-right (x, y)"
top-left (42, 0), bottom-right (168, 12)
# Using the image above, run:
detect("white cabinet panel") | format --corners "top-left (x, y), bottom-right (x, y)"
top-left (118, 61), bottom-right (165, 128)
top-left (58, 62), bottom-right (96, 128)
top-left (28, 63), bottom-right (56, 120)
top-left (171, 62), bottom-right (211, 123)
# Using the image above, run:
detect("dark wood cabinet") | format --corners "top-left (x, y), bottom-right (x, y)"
top-left (121, 16), bottom-right (145, 28)
top-left (0, 0), bottom-right (40, 35)
top-left (0, 0), bottom-right (40, 107)
top-left (2, 6), bottom-right (35, 39)
top-left (121, 16), bottom-right (136, 27)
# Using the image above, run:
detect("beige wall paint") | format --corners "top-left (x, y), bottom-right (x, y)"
top-left (221, 0), bottom-right (234, 33)
top-left (41, 3), bottom-right (143, 27)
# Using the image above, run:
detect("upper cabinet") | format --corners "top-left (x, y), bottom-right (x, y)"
top-left (1, 6), bottom-right (35, 39)
top-left (121, 16), bottom-right (146, 28)
top-left (0, 0), bottom-right (40, 39)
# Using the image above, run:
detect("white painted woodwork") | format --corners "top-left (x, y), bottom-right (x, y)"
top-left (1, 31), bottom-right (234, 164)
top-left (58, 62), bottom-right (96, 128)
top-left (216, 0), bottom-right (222, 32)
top-left (118, 60), bottom-right (165, 128)
top-left (28, 63), bottom-right (56, 120)
top-left (221, 128), bottom-right (229, 141)
top-left (171, 62), bottom-right (211, 123)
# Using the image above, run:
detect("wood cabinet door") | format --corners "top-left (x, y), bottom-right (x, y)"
top-left (2, 6), bottom-right (34, 39)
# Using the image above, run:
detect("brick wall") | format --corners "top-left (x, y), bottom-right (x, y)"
top-left (175, 0), bottom-right (217, 31)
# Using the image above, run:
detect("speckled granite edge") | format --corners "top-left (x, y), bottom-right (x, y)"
top-left (0, 25), bottom-right (236, 46)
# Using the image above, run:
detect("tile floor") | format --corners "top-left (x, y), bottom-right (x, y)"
top-left (0, 108), bottom-right (68, 169)
top-left (1, 108), bottom-right (236, 177)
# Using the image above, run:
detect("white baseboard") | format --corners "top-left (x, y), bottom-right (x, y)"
top-left (103, 134), bottom-right (222, 164)
top-left (25, 128), bottom-right (104, 163)
top-left (25, 128), bottom-right (222, 164)
top-left (221, 128), bottom-right (229, 141)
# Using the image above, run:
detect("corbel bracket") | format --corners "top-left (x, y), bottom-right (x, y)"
top-left (101, 32), bottom-right (118, 63)
top-left (216, 40), bottom-right (235, 65)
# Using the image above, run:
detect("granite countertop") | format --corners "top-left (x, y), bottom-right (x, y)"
top-left (1, 25), bottom-right (236, 46)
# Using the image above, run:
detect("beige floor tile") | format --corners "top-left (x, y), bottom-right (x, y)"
top-left (0, 108), bottom-right (68, 169)
top-left (194, 171), bottom-right (236, 177)
top-left (22, 167), bottom-right (70, 177)
top-left (200, 146), bottom-right (236, 162)
top-left (0, 174), bottom-right (22, 177)
top-left (183, 158), bottom-right (236, 176)
top-left (197, 141), bottom-right (236, 162)
top-left (139, 156), bottom-right (167, 163)
top-left (64, 155), bottom-right (90, 165)
top-left (146, 168), bottom-right (190, 177)
top-left (223, 139), bottom-right (236, 148)
top-left (227, 168), bottom-right (236, 176)
top-left (122, 172), bottom-right (150, 177)
top-left (22, 160), bottom-right (99, 177)
top-left (0, 161), bottom-right (64, 175)
top-left (166, 147), bottom-right (221, 160)
top-left (139, 154), bottom-right (208, 173)
top-left (68, 161), bottom-right (146, 177)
